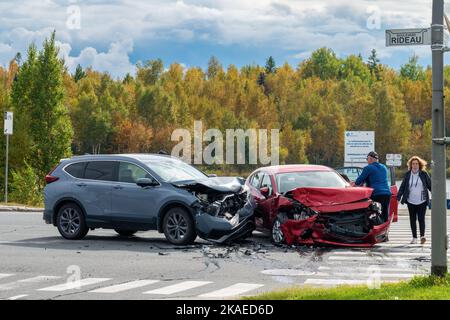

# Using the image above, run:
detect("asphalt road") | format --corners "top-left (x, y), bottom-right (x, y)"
top-left (0, 211), bottom-right (448, 300)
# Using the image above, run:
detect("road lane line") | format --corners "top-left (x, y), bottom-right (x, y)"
top-left (144, 281), bottom-right (212, 295)
top-left (0, 274), bottom-right (14, 280)
top-left (198, 283), bottom-right (264, 298)
top-left (37, 278), bottom-right (111, 291)
top-left (90, 280), bottom-right (159, 293)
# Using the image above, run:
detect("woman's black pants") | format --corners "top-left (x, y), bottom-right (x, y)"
top-left (406, 202), bottom-right (427, 238)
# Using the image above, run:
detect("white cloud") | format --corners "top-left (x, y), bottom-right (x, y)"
top-left (0, 0), bottom-right (441, 75)
top-left (57, 38), bottom-right (136, 78)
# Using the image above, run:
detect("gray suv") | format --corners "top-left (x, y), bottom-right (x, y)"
top-left (43, 154), bottom-right (255, 245)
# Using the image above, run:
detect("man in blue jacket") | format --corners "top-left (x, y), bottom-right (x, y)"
top-left (354, 151), bottom-right (392, 222)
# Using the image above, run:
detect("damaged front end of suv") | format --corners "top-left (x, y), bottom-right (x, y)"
top-left (275, 187), bottom-right (390, 247)
top-left (173, 177), bottom-right (256, 244)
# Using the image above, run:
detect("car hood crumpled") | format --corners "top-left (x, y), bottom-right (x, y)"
top-left (172, 177), bottom-right (244, 194)
top-left (286, 187), bottom-right (374, 213)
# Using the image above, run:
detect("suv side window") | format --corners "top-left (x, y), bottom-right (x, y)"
top-left (65, 162), bottom-right (86, 179)
top-left (250, 172), bottom-right (263, 188)
top-left (260, 174), bottom-right (273, 196)
top-left (119, 162), bottom-right (152, 183)
top-left (85, 161), bottom-right (117, 181)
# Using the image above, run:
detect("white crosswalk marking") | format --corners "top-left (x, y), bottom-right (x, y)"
top-left (261, 269), bottom-right (315, 276)
top-left (317, 266), bottom-right (427, 274)
top-left (0, 276), bottom-right (61, 290)
top-left (304, 279), bottom-right (398, 286)
top-left (316, 272), bottom-right (416, 278)
top-left (198, 283), bottom-right (264, 298)
top-left (37, 278), bottom-right (111, 292)
top-left (328, 256), bottom-right (448, 262)
top-left (90, 280), bottom-right (159, 293)
top-left (332, 251), bottom-right (447, 257)
top-left (18, 276), bottom-right (61, 283)
top-left (0, 274), bottom-right (14, 280)
top-left (7, 294), bottom-right (28, 300)
top-left (144, 281), bottom-right (212, 295)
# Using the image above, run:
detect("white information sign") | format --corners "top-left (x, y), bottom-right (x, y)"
top-left (344, 131), bottom-right (375, 167)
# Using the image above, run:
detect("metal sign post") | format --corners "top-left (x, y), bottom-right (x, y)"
top-left (4, 111), bottom-right (13, 204)
top-left (430, 0), bottom-right (448, 277)
top-left (386, 0), bottom-right (448, 276)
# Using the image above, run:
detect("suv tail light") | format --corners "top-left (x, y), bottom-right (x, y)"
top-left (45, 165), bottom-right (60, 184)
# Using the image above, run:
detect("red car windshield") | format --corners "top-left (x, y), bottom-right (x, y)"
top-left (276, 171), bottom-right (349, 194)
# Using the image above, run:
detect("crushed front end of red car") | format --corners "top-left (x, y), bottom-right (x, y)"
top-left (277, 187), bottom-right (391, 247)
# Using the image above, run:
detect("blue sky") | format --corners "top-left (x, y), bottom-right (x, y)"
top-left (0, 0), bottom-right (449, 78)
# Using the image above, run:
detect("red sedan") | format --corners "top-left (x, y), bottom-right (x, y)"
top-left (246, 165), bottom-right (398, 247)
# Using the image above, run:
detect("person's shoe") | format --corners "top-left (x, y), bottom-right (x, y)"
top-left (410, 238), bottom-right (417, 244)
top-left (420, 237), bottom-right (426, 244)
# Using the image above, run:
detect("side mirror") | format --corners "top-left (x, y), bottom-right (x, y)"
top-left (260, 186), bottom-right (270, 198)
top-left (207, 174), bottom-right (218, 178)
top-left (136, 178), bottom-right (159, 188)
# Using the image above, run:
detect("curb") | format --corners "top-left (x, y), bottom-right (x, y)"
top-left (0, 205), bottom-right (43, 212)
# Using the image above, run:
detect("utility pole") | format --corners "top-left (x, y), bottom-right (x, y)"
top-left (386, 0), bottom-right (448, 276)
top-left (431, 0), bottom-right (448, 276)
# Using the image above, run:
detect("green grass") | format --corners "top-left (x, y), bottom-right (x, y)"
top-left (246, 274), bottom-right (450, 300)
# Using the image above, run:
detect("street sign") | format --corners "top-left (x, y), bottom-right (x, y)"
top-left (386, 159), bottom-right (402, 166)
top-left (386, 154), bottom-right (402, 166)
top-left (4, 111), bottom-right (13, 135)
top-left (385, 28), bottom-right (431, 46)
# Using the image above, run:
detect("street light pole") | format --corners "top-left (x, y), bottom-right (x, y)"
top-left (431, 0), bottom-right (448, 276)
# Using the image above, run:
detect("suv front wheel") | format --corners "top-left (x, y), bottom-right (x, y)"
top-left (56, 203), bottom-right (89, 240)
top-left (162, 207), bottom-right (196, 245)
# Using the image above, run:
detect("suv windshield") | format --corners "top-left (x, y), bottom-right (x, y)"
top-left (143, 158), bottom-right (207, 183)
top-left (276, 171), bottom-right (349, 194)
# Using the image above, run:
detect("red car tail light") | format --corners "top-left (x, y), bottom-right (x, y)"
top-left (45, 165), bottom-right (60, 184)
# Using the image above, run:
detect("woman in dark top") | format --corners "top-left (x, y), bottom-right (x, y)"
top-left (397, 156), bottom-right (431, 245)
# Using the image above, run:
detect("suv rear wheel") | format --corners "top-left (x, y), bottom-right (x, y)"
top-left (56, 203), bottom-right (89, 240)
top-left (162, 207), bottom-right (196, 245)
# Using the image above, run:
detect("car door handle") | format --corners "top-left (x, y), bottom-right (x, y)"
top-left (76, 183), bottom-right (87, 187)
top-left (114, 185), bottom-right (124, 190)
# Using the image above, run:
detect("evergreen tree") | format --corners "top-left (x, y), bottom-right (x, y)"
top-left (73, 64), bottom-right (86, 82)
top-left (265, 56), bottom-right (276, 74)
top-left (367, 49), bottom-right (381, 80)
top-left (33, 32), bottom-right (73, 180)
top-left (11, 31), bottom-right (73, 186)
